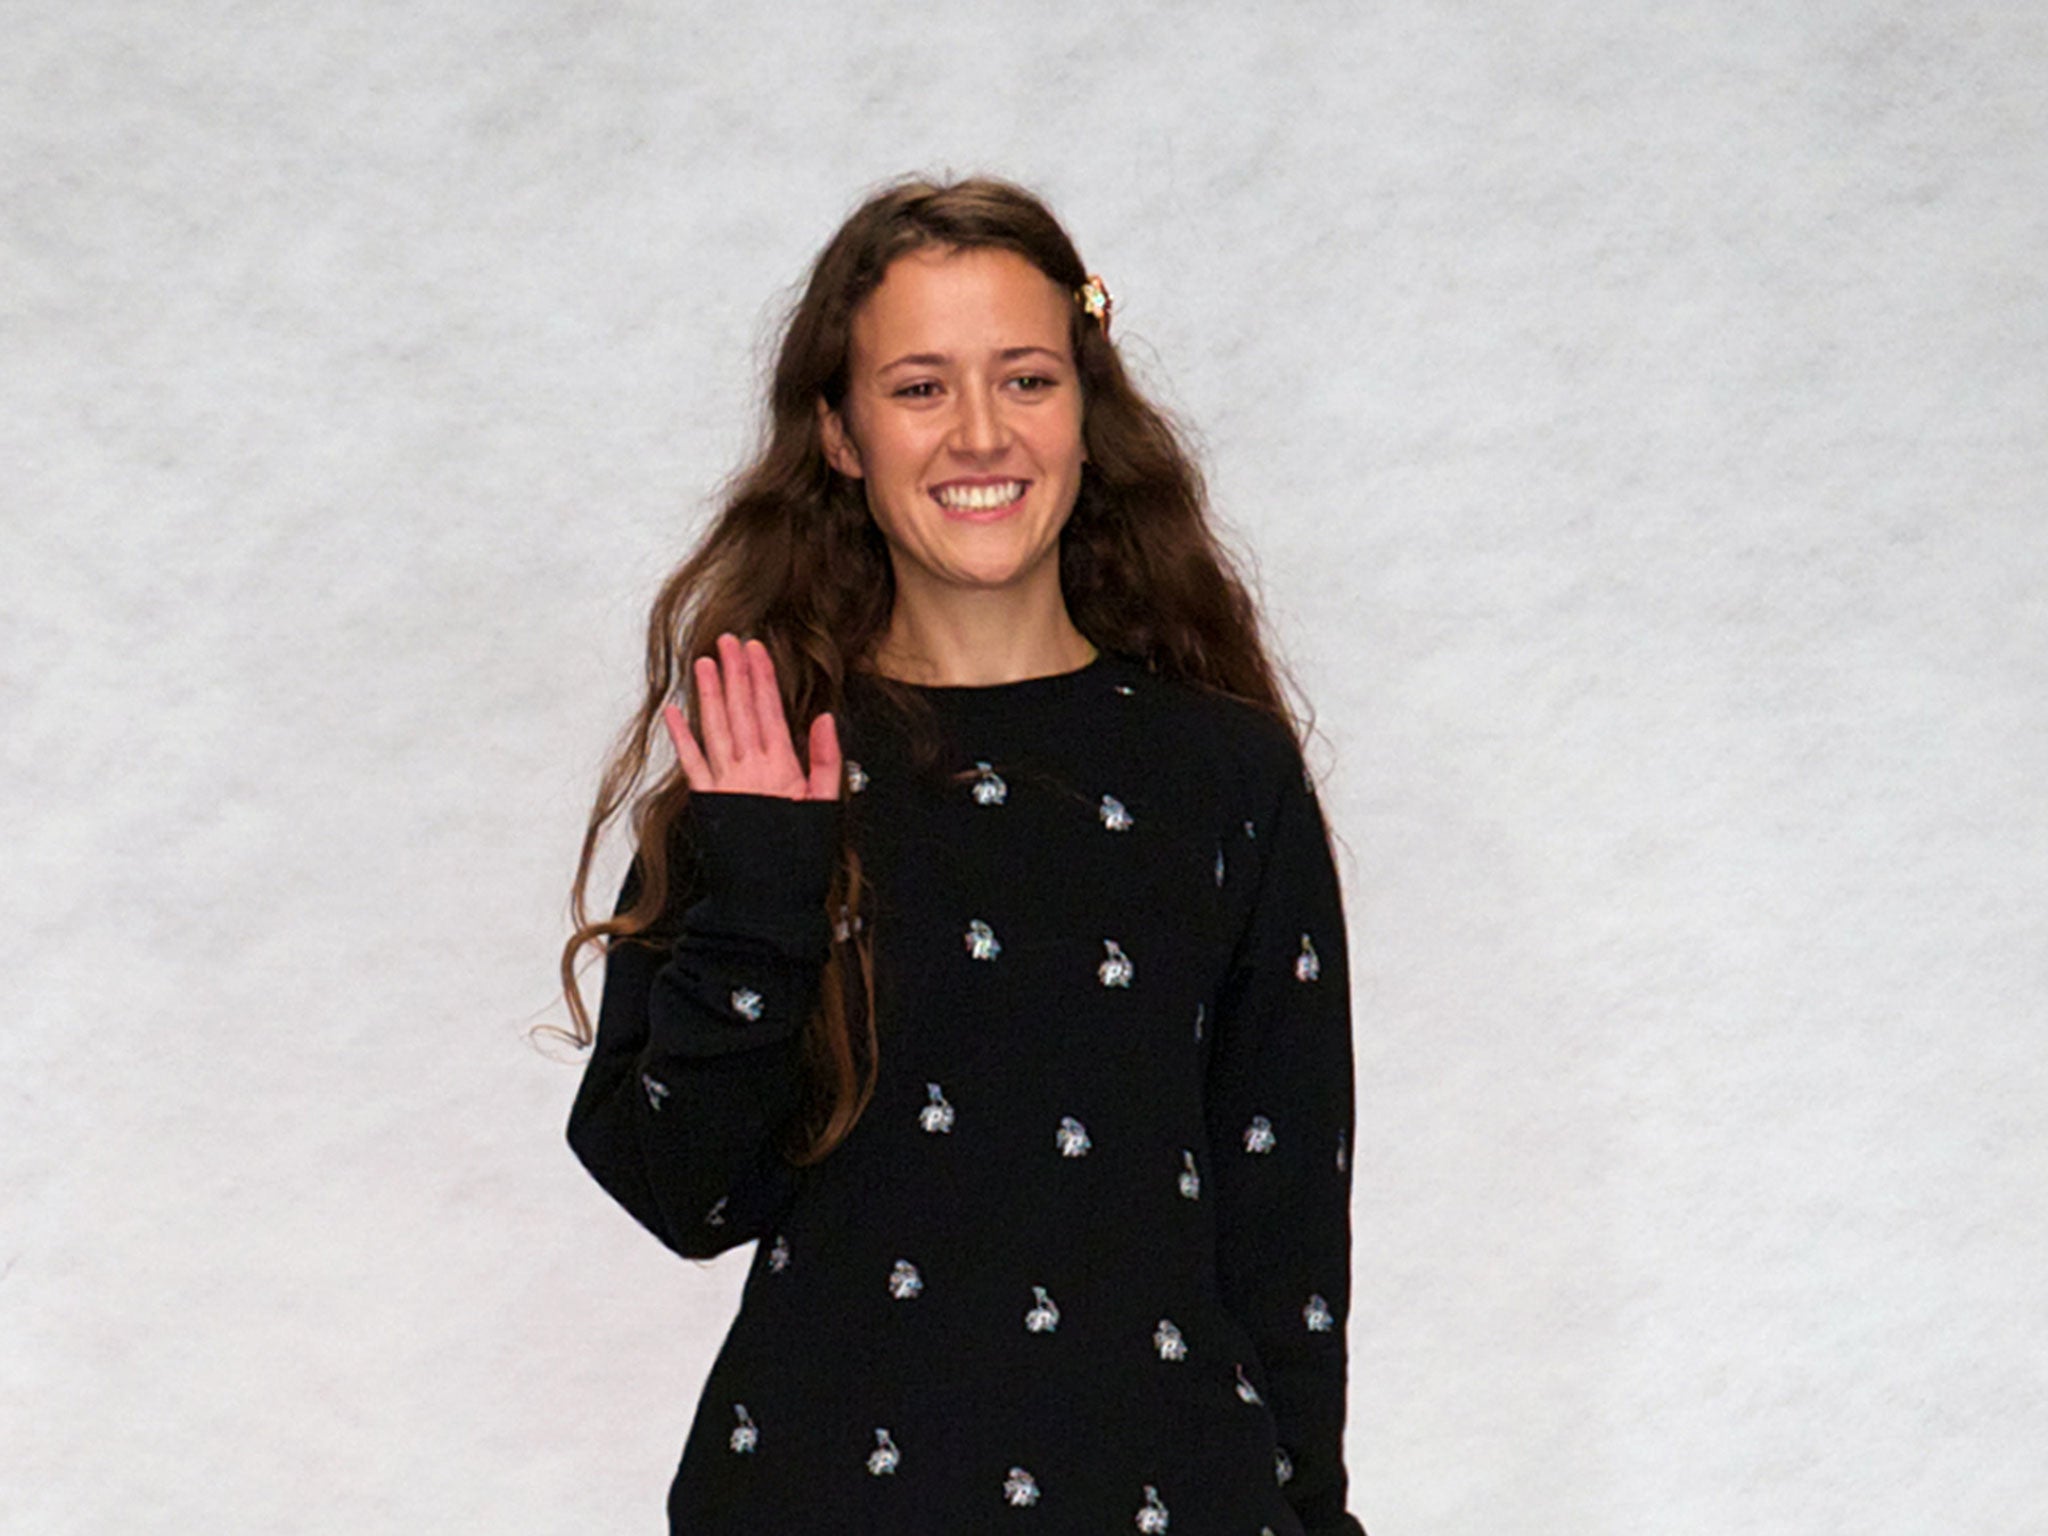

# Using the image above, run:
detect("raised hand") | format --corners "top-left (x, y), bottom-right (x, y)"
top-left (661, 632), bottom-right (842, 801)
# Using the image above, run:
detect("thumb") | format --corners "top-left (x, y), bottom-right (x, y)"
top-left (806, 712), bottom-right (843, 800)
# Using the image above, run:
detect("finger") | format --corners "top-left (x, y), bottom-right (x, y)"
top-left (662, 701), bottom-right (714, 792)
top-left (747, 639), bottom-right (797, 762)
top-left (694, 653), bottom-right (733, 775)
top-left (719, 632), bottom-right (763, 761)
top-left (806, 711), bottom-right (843, 801)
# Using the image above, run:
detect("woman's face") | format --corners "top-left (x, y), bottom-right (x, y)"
top-left (820, 245), bottom-right (1086, 605)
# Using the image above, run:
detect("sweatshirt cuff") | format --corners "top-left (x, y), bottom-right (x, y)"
top-left (681, 791), bottom-right (842, 931)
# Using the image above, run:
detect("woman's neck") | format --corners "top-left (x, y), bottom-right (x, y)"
top-left (867, 587), bottom-right (1098, 688)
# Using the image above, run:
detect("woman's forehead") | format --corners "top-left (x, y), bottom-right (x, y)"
top-left (851, 246), bottom-right (1072, 360)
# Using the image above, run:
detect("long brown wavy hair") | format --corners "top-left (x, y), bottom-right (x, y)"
top-left (554, 172), bottom-right (1303, 1167)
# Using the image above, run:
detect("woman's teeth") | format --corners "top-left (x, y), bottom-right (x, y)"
top-left (935, 480), bottom-right (1025, 510)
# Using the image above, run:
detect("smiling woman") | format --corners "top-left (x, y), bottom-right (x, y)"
top-left (555, 174), bottom-right (1369, 1536)
top-left (817, 245), bottom-right (1091, 671)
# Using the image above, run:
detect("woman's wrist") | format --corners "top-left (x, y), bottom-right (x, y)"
top-left (682, 791), bottom-right (843, 924)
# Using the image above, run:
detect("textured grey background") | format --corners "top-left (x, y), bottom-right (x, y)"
top-left (5, 2), bottom-right (2044, 1532)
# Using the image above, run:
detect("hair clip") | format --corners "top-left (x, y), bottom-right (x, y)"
top-left (1076, 274), bottom-right (1113, 336)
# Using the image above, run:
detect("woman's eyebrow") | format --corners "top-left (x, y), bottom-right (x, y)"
top-left (877, 345), bottom-right (1068, 373)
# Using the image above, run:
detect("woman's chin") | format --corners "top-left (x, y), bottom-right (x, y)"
top-left (946, 557), bottom-right (1055, 593)
top-left (902, 540), bottom-right (1060, 595)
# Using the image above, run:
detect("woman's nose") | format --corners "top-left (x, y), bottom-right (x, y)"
top-left (952, 385), bottom-right (1011, 456)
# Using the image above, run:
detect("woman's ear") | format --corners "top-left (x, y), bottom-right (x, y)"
top-left (817, 397), bottom-right (863, 479)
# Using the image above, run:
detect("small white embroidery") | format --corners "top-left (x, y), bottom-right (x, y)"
top-left (1294, 934), bottom-right (1321, 982)
top-left (920, 1083), bottom-right (955, 1133)
top-left (867, 1428), bottom-right (900, 1475)
top-left (703, 1195), bottom-right (727, 1227)
top-left (965, 919), bottom-right (1001, 961)
top-left (730, 986), bottom-right (764, 1020)
top-left (1057, 1116), bottom-right (1092, 1157)
top-left (1244, 1116), bottom-right (1276, 1154)
top-left (1193, 1002), bottom-right (1205, 1042)
top-left (1235, 1363), bottom-right (1262, 1404)
top-left (1153, 1318), bottom-right (1187, 1361)
top-left (889, 1259), bottom-right (923, 1299)
top-left (641, 1073), bottom-right (670, 1112)
top-left (1213, 846), bottom-right (1226, 886)
top-left (1336, 1130), bottom-right (1349, 1172)
top-left (1098, 939), bottom-right (1134, 988)
top-left (1136, 1484), bottom-right (1169, 1532)
top-left (768, 1234), bottom-right (790, 1272)
top-left (971, 760), bottom-right (1008, 806)
top-left (1275, 1447), bottom-right (1294, 1485)
top-left (1025, 1285), bottom-right (1060, 1333)
top-left (1004, 1467), bottom-right (1041, 1507)
top-left (1177, 1150), bottom-right (1200, 1200)
top-left (1243, 818), bottom-right (1257, 840)
top-left (1113, 683), bottom-right (1135, 696)
top-left (729, 1403), bottom-right (758, 1453)
top-left (846, 760), bottom-right (869, 793)
top-left (1304, 1293), bottom-right (1334, 1332)
top-left (1099, 793), bottom-right (1133, 831)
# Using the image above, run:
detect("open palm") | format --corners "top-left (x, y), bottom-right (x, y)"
top-left (662, 632), bottom-right (841, 800)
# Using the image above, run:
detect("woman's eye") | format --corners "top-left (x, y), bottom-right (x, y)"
top-left (892, 376), bottom-right (1057, 399)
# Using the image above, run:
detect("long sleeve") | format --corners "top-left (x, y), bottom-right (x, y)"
top-left (1205, 737), bottom-right (1366, 1536)
top-left (566, 791), bottom-right (841, 1260)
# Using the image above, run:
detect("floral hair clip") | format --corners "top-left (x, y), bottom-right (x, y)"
top-left (1076, 274), bottom-right (1113, 336)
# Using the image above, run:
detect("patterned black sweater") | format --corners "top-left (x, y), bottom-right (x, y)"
top-left (569, 650), bottom-right (1367, 1536)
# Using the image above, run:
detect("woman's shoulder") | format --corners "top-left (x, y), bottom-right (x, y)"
top-left (1104, 654), bottom-right (1307, 790)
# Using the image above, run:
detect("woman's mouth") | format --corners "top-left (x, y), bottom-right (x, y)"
top-left (933, 479), bottom-right (1028, 519)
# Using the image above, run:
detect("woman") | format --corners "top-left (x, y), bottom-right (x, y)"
top-left (560, 174), bottom-right (1367, 1535)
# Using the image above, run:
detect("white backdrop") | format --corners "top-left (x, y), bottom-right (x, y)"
top-left (5, 3), bottom-right (2044, 1532)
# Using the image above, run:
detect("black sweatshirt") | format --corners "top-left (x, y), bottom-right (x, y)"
top-left (569, 650), bottom-right (1367, 1536)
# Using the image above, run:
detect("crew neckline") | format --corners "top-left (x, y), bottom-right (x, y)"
top-left (850, 649), bottom-right (1125, 707)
